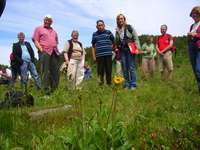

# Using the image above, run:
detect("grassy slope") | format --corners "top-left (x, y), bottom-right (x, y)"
top-left (0, 51), bottom-right (200, 149)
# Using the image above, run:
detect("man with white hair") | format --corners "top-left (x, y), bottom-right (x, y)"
top-left (12, 32), bottom-right (41, 91)
top-left (32, 15), bottom-right (60, 95)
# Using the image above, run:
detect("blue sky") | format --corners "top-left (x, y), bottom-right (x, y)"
top-left (0, 0), bottom-right (199, 65)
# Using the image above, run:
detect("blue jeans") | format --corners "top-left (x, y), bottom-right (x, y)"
top-left (188, 41), bottom-right (200, 91)
top-left (121, 49), bottom-right (137, 88)
top-left (20, 61), bottom-right (41, 89)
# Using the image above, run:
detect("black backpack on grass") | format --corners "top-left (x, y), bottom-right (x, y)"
top-left (0, 90), bottom-right (34, 109)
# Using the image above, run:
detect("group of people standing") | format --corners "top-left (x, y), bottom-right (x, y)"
top-left (4, 5), bottom-right (200, 95)
top-left (10, 15), bottom-right (86, 94)
top-left (91, 14), bottom-right (174, 90)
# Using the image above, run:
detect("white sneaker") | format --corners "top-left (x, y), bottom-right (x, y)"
top-left (130, 87), bottom-right (136, 90)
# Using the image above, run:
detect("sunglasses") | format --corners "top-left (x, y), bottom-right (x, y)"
top-left (191, 13), bottom-right (199, 18)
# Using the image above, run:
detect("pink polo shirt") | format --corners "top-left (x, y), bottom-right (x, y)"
top-left (33, 26), bottom-right (59, 55)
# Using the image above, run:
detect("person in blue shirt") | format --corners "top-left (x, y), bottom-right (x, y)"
top-left (92, 20), bottom-right (114, 85)
top-left (12, 32), bottom-right (41, 91)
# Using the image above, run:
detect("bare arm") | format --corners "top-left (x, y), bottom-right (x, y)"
top-left (63, 41), bottom-right (70, 64)
top-left (92, 46), bottom-right (96, 62)
top-left (156, 44), bottom-right (162, 54)
top-left (161, 39), bottom-right (173, 53)
top-left (64, 53), bottom-right (69, 64)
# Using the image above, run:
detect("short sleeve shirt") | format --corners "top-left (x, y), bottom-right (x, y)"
top-left (91, 30), bottom-right (114, 58)
top-left (156, 34), bottom-right (173, 52)
top-left (33, 26), bottom-right (58, 55)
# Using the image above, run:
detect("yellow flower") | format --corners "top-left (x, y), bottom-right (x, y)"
top-left (113, 75), bottom-right (124, 85)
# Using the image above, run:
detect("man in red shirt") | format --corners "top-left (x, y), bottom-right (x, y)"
top-left (156, 24), bottom-right (174, 80)
top-left (32, 15), bottom-right (60, 95)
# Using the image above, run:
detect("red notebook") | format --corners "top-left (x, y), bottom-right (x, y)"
top-left (128, 42), bottom-right (139, 54)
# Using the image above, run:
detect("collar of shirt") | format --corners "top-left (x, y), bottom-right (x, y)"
top-left (19, 42), bottom-right (25, 45)
top-left (97, 29), bottom-right (106, 34)
top-left (116, 26), bottom-right (125, 33)
top-left (191, 21), bottom-right (200, 33)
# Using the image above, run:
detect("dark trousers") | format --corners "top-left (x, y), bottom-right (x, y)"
top-left (0, 78), bottom-right (10, 85)
top-left (11, 66), bottom-right (21, 82)
top-left (10, 66), bottom-right (22, 88)
top-left (96, 55), bottom-right (112, 85)
top-left (41, 52), bottom-right (60, 93)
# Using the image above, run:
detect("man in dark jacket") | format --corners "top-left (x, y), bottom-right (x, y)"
top-left (12, 32), bottom-right (41, 91)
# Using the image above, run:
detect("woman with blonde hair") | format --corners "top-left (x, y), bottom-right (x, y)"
top-left (114, 14), bottom-right (141, 90)
top-left (188, 6), bottom-right (200, 93)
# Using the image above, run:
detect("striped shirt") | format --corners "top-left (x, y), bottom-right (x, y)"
top-left (92, 30), bottom-right (114, 58)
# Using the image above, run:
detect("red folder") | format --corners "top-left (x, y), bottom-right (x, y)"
top-left (128, 42), bottom-right (139, 54)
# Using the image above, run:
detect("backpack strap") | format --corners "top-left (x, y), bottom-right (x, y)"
top-left (124, 24), bottom-right (133, 40)
top-left (78, 41), bottom-right (83, 48)
top-left (126, 24), bottom-right (133, 33)
top-left (166, 34), bottom-right (172, 43)
top-left (67, 40), bottom-right (73, 60)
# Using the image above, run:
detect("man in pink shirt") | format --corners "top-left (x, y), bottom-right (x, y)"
top-left (32, 15), bottom-right (60, 94)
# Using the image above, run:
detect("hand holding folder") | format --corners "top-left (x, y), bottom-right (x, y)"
top-left (128, 42), bottom-right (140, 54)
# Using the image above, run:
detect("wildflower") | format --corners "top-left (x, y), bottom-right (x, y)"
top-left (113, 75), bottom-right (124, 85)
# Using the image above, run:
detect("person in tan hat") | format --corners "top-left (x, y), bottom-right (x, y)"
top-left (188, 6), bottom-right (200, 94)
top-left (32, 15), bottom-right (60, 95)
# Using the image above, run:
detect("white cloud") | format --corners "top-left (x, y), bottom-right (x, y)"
top-left (67, 0), bottom-right (198, 35)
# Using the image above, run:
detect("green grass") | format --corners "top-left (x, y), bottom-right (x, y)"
top-left (0, 53), bottom-right (200, 150)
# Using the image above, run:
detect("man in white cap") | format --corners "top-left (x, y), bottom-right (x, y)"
top-left (32, 15), bottom-right (60, 95)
